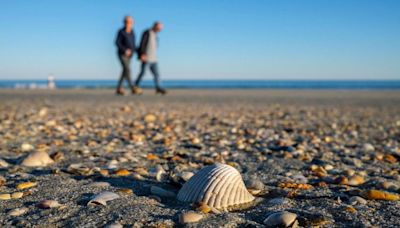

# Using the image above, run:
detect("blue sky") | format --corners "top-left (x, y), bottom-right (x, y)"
top-left (0, 0), bottom-right (399, 80)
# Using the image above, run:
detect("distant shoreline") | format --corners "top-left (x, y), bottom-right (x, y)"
top-left (0, 79), bottom-right (400, 90)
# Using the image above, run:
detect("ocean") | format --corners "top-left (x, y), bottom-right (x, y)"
top-left (0, 80), bottom-right (399, 89)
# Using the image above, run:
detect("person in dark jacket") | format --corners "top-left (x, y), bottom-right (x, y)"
top-left (115, 16), bottom-right (136, 95)
top-left (132, 21), bottom-right (166, 95)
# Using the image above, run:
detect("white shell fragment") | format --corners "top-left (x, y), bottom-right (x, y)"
top-left (8, 207), bottom-right (28, 216)
top-left (177, 163), bottom-right (255, 210)
top-left (263, 211), bottom-right (298, 227)
top-left (87, 191), bottom-right (120, 206)
top-left (21, 151), bottom-right (54, 167)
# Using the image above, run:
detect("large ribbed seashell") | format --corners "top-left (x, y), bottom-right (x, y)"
top-left (177, 163), bottom-right (255, 210)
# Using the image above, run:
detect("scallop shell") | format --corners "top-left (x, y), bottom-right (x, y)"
top-left (177, 163), bottom-right (255, 210)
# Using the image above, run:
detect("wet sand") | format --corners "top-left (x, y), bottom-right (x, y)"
top-left (0, 89), bottom-right (399, 227)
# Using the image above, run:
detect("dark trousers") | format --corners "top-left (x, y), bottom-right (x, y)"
top-left (135, 62), bottom-right (161, 89)
top-left (116, 54), bottom-right (133, 90)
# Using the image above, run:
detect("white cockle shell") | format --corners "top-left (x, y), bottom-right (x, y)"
top-left (177, 163), bottom-right (255, 210)
top-left (87, 191), bottom-right (120, 206)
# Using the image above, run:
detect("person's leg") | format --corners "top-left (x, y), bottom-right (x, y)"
top-left (134, 62), bottom-right (147, 87)
top-left (116, 55), bottom-right (126, 92)
top-left (149, 63), bottom-right (161, 89)
top-left (120, 56), bottom-right (134, 90)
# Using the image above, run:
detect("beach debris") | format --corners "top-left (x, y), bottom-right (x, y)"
top-left (179, 211), bottom-right (204, 224)
top-left (278, 182), bottom-right (313, 190)
top-left (67, 163), bottom-right (93, 176)
top-left (8, 207), bottom-right (28, 216)
top-left (177, 163), bottom-right (255, 210)
top-left (11, 192), bottom-right (24, 199)
top-left (50, 151), bottom-right (64, 162)
top-left (16, 181), bottom-right (37, 190)
top-left (150, 186), bottom-right (176, 198)
top-left (263, 211), bottom-right (298, 228)
top-left (363, 189), bottom-right (399, 201)
top-left (21, 143), bottom-right (34, 152)
top-left (87, 191), bottom-right (120, 206)
top-left (21, 151), bottom-right (54, 167)
top-left (37, 200), bottom-right (62, 209)
top-left (0, 193), bottom-right (11, 200)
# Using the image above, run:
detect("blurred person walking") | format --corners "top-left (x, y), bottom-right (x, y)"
top-left (115, 16), bottom-right (136, 95)
top-left (133, 22), bottom-right (167, 95)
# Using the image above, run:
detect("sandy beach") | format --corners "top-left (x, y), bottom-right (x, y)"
top-left (0, 89), bottom-right (399, 227)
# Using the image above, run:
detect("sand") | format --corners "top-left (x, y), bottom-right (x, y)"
top-left (0, 89), bottom-right (399, 227)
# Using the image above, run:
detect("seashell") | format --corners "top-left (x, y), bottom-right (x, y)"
top-left (21, 143), bottom-right (34, 152)
top-left (150, 186), bottom-right (176, 198)
top-left (16, 181), bottom-right (37, 190)
top-left (245, 179), bottom-right (265, 195)
top-left (263, 211), bottom-right (298, 227)
top-left (348, 175), bottom-right (365, 186)
top-left (115, 169), bottom-right (130, 176)
top-left (11, 192), bottom-right (24, 199)
top-left (8, 207), bottom-right (28, 216)
top-left (116, 188), bottom-right (133, 195)
top-left (363, 189), bottom-right (399, 201)
top-left (0, 159), bottom-right (9, 168)
top-left (179, 171), bottom-right (194, 182)
top-left (144, 114), bottom-right (157, 123)
top-left (87, 191), bottom-right (120, 206)
top-left (179, 211), bottom-right (204, 224)
top-left (37, 200), bottom-right (62, 209)
top-left (349, 196), bottom-right (367, 205)
top-left (0, 193), bottom-right (11, 200)
top-left (177, 163), bottom-right (255, 210)
top-left (21, 151), bottom-right (54, 167)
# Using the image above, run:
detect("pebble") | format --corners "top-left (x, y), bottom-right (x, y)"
top-left (0, 176), bottom-right (5, 186)
top-left (105, 222), bottom-right (123, 228)
top-left (8, 207), bottom-right (28, 216)
top-left (348, 175), bottom-right (365, 186)
top-left (362, 143), bottom-right (375, 152)
top-left (87, 182), bottom-right (111, 188)
top-left (263, 211), bottom-right (298, 227)
top-left (179, 211), bottom-right (204, 224)
top-left (0, 159), bottom-right (9, 168)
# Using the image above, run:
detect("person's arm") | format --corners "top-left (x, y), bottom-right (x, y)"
top-left (139, 31), bottom-right (150, 61)
top-left (115, 30), bottom-right (126, 53)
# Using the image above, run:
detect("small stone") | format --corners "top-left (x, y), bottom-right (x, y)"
top-left (116, 188), bottom-right (133, 195)
top-left (268, 197), bottom-right (289, 205)
top-left (179, 211), bottom-right (204, 224)
top-left (0, 193), bottom-right (11, 200)
top-left (8, 207), bottom-right (28, 216)
top-left (11, 192), bottom-right (24, 199)
top-left (105, 222), bottom-right (123, 228)
top-left (263, 211), bottom-right (298, 227)
top-left (0, 176), bottom-right (6, 186)
top-left (349, 196), bottom-right (367, 205)
top-left (37, 200), bottom-right (62, 209)
top-left (16, 181), bottom-right (37, 190)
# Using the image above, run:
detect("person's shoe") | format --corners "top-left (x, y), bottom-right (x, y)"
top-left (156, 88), bottom-right (167, 95)
top-left (131, 86), bottom-right (143, 95)
top-left (116, 89), bottom-right (125, 96)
